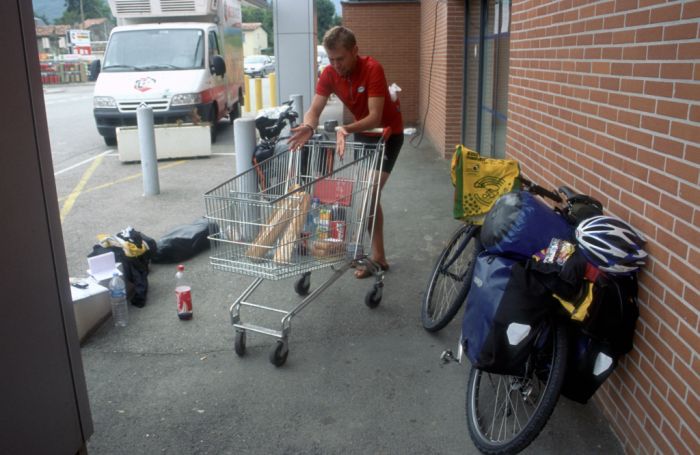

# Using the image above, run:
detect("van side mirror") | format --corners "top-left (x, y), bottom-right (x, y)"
top-left (88, 59), bottom-right (101, 81)
top-left (210, 55), bottom-right (226, 76)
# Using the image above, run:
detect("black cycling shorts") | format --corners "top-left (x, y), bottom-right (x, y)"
top-left (353, 133), bottom-right (404, 174)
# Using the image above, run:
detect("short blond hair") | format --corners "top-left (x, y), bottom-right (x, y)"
top-left (322, 26), bottom-right (356, 51)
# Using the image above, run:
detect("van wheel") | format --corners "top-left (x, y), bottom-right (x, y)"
top-left (104, 136), bottom-right (117, 146)
top-left (208, 104), bottom-right (217, 143)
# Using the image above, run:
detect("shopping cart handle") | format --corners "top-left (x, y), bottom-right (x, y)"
top-left (332, 126), bottom-right (392, 141)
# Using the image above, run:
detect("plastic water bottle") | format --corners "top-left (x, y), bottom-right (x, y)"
top-left (175, 264), bottom-right (193, 320)
top-left (109, 272), bottom-right (128, 327)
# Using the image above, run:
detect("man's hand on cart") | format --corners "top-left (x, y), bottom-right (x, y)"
top-left (288, 123), bottom-right (315, 151)
top-left (336, 126), bottom-right (350, 159)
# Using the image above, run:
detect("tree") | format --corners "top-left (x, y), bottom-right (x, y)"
top-left (56, 0), bottom-right (112, 26)
top-left (316, 0), bottom-right (341, 44)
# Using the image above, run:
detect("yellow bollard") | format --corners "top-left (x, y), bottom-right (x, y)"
top-left (254, 77), bottom-right (263, 112)
top-left (243, 75), bottom-right (251, 112)
top-left (269, 72), bottom-right (277, 107)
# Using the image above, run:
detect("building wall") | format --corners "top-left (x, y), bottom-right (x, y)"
top-left (341, 1), bottom-right (421, 126)
top-left (243, 28), bottom-right (268, 56)
top-left (507, 1), bottom-right (699, 453)
top-left (418, 0), bottom-right (465, 158)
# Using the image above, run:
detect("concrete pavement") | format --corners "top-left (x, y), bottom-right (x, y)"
top-left (69, 99), bottom-right (623, 454)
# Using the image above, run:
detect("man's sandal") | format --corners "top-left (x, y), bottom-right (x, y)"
top-left (354, 261), bottom-right (389, 279)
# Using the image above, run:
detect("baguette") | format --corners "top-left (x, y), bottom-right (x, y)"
top-left (274, 192), bottom-right (311, 263)
top-left (245, 198), bottom-right (293, 259)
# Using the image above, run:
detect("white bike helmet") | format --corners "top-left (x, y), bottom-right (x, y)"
top-left (575, 215), bottom-right (647, 274)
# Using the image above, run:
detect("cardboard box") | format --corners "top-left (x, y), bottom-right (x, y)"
top-left (71, 279), bottom-right (110, 343)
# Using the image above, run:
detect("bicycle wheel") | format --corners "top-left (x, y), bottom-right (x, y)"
top-left (422, 224), bottom-right (480, 332)
top-left (465, 322), bottom-right (568, 454)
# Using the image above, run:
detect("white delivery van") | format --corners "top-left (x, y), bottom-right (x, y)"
top-left (92, 0), bottom-right (245, 145)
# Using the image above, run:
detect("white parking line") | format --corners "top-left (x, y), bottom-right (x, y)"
top-left (54, 150), bottom-right (114, 176)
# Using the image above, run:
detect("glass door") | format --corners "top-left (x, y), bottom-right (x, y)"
top-left (463, 0), bottom-right (511, 158)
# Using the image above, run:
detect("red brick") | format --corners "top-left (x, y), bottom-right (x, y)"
top-left (657, 100), bottom-right (690, 119)
top-left (611, 62), bottom-right (633, 75)
top-left (626, 9), bottom-right (650, 26)
top-left (648, 44), bottom-right (678, 60)
top-left (690, 105), bottom-right (700, 122)
top-left (659, 192), bottom-right (695, 221)
top-left (623, 45), bottom-right (647, 60)
top-left (663, 23), bottom-right (698, 41)
top-left (641, 115), bottom-right (670, 134)
top-left (661, 63), bottom-right (694, 80)
top-left (653, 136), bottom-right (685, 157)
top-left (648, 169), bottom-right (678, 194)
top-left (636, 26), bottom-right (663, 43)
top-left (631, 95), bottom-right (657, 112)
top-left (675, 83), bottom-right (700, 101)
top-left (650, 3), bottom-right (682, 23)
top-left (634, 63), bottom-right (660, 78)
top-left (678, 41), bottom-right (700, 60)
top-left (671, 121), bottom-right (700, 145)
top-left (683, 1), bottom-right (700, 19)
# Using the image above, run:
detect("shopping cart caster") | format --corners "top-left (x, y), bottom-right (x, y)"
top-left (365, 283), bottom-right (383, 308)
top-left (270, 340), bottom-right (289, 367)
top-left (234, 330), bottom-right (246, 356)
top-left (294, 273), bottom-right (311, 296)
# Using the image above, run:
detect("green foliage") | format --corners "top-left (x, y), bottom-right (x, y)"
top-left (242, 5), bottom-right (274, 51)
top-left (316, 0), bottom-right (340, 44)
top-left (56, 0), bottom-right (112, 25)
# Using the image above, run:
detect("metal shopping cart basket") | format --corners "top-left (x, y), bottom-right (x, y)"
top-left (204, 131), bottom-right (390, 366)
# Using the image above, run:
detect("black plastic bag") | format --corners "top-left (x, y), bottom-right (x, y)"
top-left (152, 217), bottom-right (216, 263)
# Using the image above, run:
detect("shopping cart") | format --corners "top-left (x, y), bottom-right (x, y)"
top-left (204, 130), bottom-right (390, 366)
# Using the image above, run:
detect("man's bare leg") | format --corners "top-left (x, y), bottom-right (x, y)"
top-left (356, 171), bottom-right (390, 278)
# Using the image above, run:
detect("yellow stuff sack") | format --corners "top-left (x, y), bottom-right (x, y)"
top-left (450, 145), bottom-right (520, 224)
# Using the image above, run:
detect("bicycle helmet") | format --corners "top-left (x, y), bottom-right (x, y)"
top-left (575, 215), bottom-right (647, 274)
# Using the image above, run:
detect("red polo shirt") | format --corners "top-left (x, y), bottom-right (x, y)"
top-left (316, 55), bottom-right (403, 135)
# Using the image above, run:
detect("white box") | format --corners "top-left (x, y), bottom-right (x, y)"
top-left (117, 123), bottom-right (212, 162)
top-left (71, 279), bottom-right (111, 342)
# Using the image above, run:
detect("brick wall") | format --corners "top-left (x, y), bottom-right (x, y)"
top-left (342, 2), bottom-right (421, 125)
top-left (508, 1), bottom-right (700, 453)
top-left (419, 0), bottom-right (466, 158)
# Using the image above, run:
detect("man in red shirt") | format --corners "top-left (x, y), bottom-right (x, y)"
top-left (288, 26), bottom-right (404, 279)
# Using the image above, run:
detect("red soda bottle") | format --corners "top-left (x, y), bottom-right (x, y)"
top-left (175, 264), bottom-right (193, 320)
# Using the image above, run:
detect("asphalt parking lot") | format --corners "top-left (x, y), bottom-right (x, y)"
top-left (53, 98), bottom-right (623, 454)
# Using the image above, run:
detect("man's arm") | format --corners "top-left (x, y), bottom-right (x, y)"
top-left (288, 94), bottom-right (328, 151)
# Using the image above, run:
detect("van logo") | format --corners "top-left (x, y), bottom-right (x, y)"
top-left (134, 77), bottom-right (156, 92)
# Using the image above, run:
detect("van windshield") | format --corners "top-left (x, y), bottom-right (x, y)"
top-left (103, 29), bottom-right (205, 71)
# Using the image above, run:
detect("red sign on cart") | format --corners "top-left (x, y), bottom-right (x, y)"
top-left (314, 178), bottom-right (353, 206)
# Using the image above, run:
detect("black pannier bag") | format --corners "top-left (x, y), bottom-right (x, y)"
top-left (561, 331), bottom-right (617, 404)
top-left (461, 253), bottom-right (556, 376)
top-left (480, 191), bottom-right (574, 259)
top-left (152, 217), bottom-right (216, 264)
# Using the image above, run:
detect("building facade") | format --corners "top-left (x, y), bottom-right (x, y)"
top-left (243, 22), bottom-right (269, 56)
top-left (343, 1), bottom-right (699, 453)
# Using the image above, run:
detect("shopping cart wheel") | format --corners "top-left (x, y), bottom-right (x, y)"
top-left (270, 340), bottom-right (289, 367)
top-left (294, 273), bottom-right (311, 296)
top-left (234, 330), bottom-right (246, 356)
top-left (365, 284), bottom-right (382, 308)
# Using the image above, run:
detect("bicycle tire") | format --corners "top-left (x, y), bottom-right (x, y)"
top-left (421, 224), bottom-right (480, 332)
top-left (465, 322), bottom-right (568, 454)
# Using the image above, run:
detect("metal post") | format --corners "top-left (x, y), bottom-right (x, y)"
top-left (137, 103), bottom-right (160, 196)
top-left (255, 78), bottom-right (263, 112)
top-left (244, 75), bottom-right (251, 112)
top-left (269, 72), bottom-right (277, 106)
top-left (290, 94), bottom-right (303, 119)
top-left (234, 117), bottom-right (257, 240)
